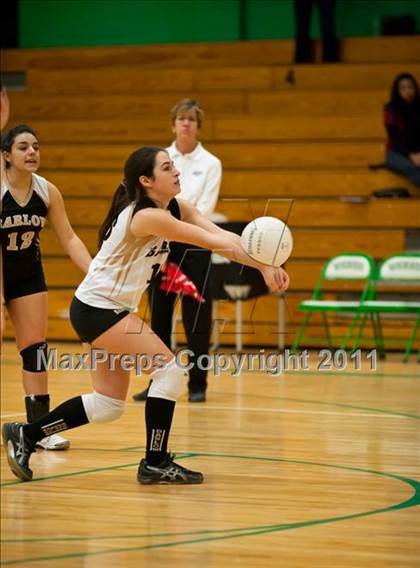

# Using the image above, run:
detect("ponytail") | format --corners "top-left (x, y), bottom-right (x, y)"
top-left (98, 182), bottom-right (129, 248)
top-left (97, 146), bottom-right (165, 249)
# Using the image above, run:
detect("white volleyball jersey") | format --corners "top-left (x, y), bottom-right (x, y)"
top-left (75, 203), bottom-right (171, 312)
top-left (167, 142), bottom-right (221, 218)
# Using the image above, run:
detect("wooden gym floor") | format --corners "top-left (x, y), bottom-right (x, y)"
top-left (1, 340), bottom-right (419, 567)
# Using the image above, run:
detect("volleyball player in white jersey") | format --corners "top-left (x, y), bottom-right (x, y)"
top-left (2, 146), bottom-right (289, 483)
top-left (1, 124), bottom-right (92, 451)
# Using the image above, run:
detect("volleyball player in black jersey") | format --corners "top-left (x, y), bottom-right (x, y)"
top-left (1, 124), bottom-right (92, 450)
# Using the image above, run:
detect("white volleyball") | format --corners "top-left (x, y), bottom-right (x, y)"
top-left (240, 216), bottom-right (293, 267)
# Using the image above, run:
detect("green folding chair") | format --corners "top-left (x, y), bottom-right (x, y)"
top-left (291, 253), bottom-right (376, 352)
top-left (353, 253), bottom-right (420, 363)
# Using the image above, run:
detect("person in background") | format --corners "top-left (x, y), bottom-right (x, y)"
top-left (133, 99), bottom-right (222, 403)
top-left (384, 73), bottom-right (420, 188)
top-left (294, 0), bottom-right (340, 63)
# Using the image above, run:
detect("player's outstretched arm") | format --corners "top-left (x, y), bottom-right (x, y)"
top-left (131, 207), bottom-right (289, 293)
top-left (177, 198), bottom-right (289, 291)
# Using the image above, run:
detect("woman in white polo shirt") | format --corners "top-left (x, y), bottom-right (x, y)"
top-left (133, 99), bottom-right (221, 402)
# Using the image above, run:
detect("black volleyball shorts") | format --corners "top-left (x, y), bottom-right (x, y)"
top-left (3, 269), bottom-right (47, 303)
top-left (70, 296), bottom-right (130, 344)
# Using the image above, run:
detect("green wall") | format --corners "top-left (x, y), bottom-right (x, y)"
top-left (19, 0), bottom-right (420, 48)
top-left (19, 0), bottom-right (240, 48)
top-left (336, 0), bottom-right (420, 37)
top-left (245, 0), bottom-right (420, 39)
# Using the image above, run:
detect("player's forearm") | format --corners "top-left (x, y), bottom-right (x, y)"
top-left (64, 236), bottom-right (92, 273)
top-left (210, 232), bottom-right (263, 271)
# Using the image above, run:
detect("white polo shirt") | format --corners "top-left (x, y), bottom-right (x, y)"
top-left (167, 141), bottom-right (222, 218)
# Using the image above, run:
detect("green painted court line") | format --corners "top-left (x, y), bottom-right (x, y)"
top-left (1, 453), bottom-right (419, 565)
top-left (0, 523), bottom-right (311, 544)
top-left (208, 391), bottom-right (420, 421)
top-left (282, 370), bottom-right (420, 379)
top-left (0, 453), bottom-right (193, 487)
top-left (1, 395), bottom-right (417, 489)
top-left (1, 395), bottom-right (418, 488)
top-left (252, 392), bottom-right (420, 420)
top-left (0, 461), bottom-right (138, 487)
top-left (279, 397), bottom-right (420, 420)
top-left (0, 529), bottom-right (263, 545)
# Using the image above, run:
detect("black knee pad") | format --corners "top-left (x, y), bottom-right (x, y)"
top-left (20, 342), bottom-right (48, 372)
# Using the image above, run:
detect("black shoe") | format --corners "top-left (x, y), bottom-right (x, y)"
top-left (2, 422), bottom-right (35, 481)
top-left (132, 380), bottom-right (152, 402)
top-left (137, 453), bottom-right (204, 485)
top-left (189, 391), bottom-right (206, 402)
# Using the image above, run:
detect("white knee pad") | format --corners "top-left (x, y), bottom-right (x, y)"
top-left (82, 391), bottom-right (125, 424)
top-left (148, 359), bottom-right (188, 401)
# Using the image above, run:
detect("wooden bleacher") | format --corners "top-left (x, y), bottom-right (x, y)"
top-left (23, 63), bottom-right (420, 93)
top-left (3, 36), bottom-right (420, 348)
top-left (8, 90), bottom-right (398, 118)
top-left (30, 197), bottom-right (417, 229)
top-left (12, 141), bottom-right (383, 169)
top-left (2, 36), bottom-right (419, 71)
top-left (34, 169), bottom-right (411, 198)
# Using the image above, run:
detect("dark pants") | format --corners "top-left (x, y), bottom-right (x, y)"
top-left (386, 150), bottom-right (420, 188)
top-left (294, 0), bottom-right (339, 63)
top-left (148, 243), bottom-right (212, 393)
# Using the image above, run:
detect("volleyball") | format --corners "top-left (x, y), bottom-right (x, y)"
top-left (240, 216), bottom-right (293, 267)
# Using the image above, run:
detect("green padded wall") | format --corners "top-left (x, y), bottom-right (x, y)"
top-left (19, 0), bottom-right (420, 48)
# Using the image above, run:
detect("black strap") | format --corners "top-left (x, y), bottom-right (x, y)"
top-left (168, 198), bottom-right (181, 220)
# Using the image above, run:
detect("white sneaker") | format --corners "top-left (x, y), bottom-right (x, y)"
top-left (36, 434), bottom-right (70, 451)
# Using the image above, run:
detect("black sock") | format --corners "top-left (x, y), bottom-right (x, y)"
top-left (25, 394), bottom-right (50, 422)
top-left (145, 397), bottom-right (175, 465)
top-left (23, 396), bottom-right (89, 444)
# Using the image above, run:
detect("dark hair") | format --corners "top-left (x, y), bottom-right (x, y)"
top-left (1, 124), bottom-right (39, 169)
top-left (98, 146), bottom-right (165, 248)
top-left (388, 73), bottom-right (420, 110)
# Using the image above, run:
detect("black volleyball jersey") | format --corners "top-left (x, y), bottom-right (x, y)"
top-left (1, 173), bottom-right (49, 279)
